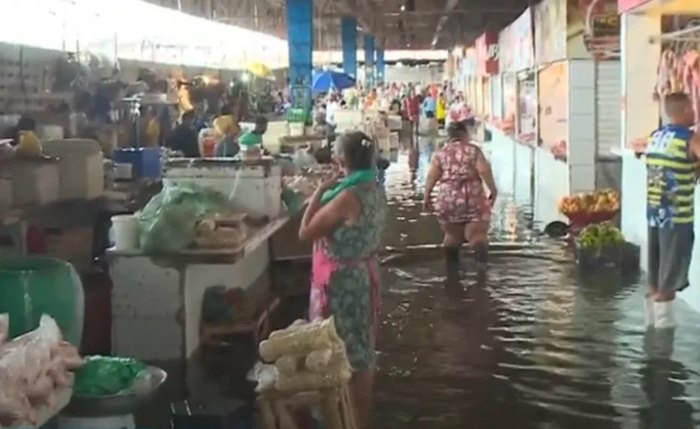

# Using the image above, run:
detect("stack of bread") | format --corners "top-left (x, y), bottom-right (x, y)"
top-left (258, 318), bottom-right (351, 392)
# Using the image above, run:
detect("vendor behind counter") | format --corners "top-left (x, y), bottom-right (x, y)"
top-left (214, 115), bottom-right (269, 157)
top-left (166, 110), bottom-right (200, 157)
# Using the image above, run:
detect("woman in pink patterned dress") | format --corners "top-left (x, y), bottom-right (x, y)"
top-left (423, 121), bottom-right (498, 281)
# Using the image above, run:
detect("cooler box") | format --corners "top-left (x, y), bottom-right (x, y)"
top-left (112, 147), bottom-right (162, 179)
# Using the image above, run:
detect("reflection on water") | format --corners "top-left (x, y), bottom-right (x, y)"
top-left (373, 142), bottom-right (700, 428)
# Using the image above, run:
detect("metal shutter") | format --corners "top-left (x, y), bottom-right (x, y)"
top-left (595, 61), bottom-right (622, 156)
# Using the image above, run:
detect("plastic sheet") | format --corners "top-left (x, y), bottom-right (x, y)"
top-left (73, 356), bottom-right (148, 397)
top-left (0, 315), bottom-right (84, 427)
top-left (138, 182), bottom-right (230, 252)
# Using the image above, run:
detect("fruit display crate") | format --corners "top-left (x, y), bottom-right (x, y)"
top-left (574, 242), bottom-right (623, 270)
top-left (565, 210), bottom-right (620, 234)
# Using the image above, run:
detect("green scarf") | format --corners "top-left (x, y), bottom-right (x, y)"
top-left (321, 169), bottom-right (376, 204)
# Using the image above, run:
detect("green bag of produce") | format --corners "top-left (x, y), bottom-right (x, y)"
top-left (74, 356), bottom-right (148, 396)
top-left (139, 182), bottom-right (229, 253)
top-left (0, 256), bottom-right (83, 346)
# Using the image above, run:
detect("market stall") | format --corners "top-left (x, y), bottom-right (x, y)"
top-left (618, 0), bottom-right (700, 311)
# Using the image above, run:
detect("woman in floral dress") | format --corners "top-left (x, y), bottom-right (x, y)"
top-left (298, 131), bottom-right (386, 429)
top-left (423, 121), bottom-right (498, 281)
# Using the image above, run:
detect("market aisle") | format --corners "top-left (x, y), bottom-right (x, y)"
top-left (371, 141), bottom-right (700, 429)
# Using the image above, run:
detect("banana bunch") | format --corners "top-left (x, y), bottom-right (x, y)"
top-left (577, 222), bottom-right (625, 249)
top-left (558, 189), bottom-right (620, 215)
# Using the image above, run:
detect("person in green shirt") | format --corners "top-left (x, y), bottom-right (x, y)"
top-left (238, 115), bottom-right (269, 150)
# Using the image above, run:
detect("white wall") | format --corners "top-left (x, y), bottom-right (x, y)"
top-left (381, 65), bottom-right (444, 85)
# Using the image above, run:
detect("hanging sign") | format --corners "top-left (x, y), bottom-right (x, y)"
top-left (498, 26), bottom-right (513, 72)
top-left (538, 61), bottom-right (568, 151)
top-left (511, 8), bottom-right (535, 71)
top-left (534, 0), bottom-right (567, 64)
top-left (475, 32), bottom-right (499, 75)
top-left (582, 0), bottom-right (620, 59)
top-left (462, 47), bottom-right (478, 77)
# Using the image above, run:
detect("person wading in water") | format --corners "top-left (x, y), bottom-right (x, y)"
top-left (635, 92), bottom-right (700, 329)
top-left (423, 121), bottom-right (498, 283)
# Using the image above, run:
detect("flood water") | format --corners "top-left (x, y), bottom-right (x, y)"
top-left (371, 140), bottom-right (700, 429)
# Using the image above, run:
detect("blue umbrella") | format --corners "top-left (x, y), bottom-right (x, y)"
top-left (311, 70), bottom-right (356, 92)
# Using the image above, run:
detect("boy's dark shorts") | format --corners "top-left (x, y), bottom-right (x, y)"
top-left (648, 224), bottom-right (695, 292)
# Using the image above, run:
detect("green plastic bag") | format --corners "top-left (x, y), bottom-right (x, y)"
top-left (0, 256), bottom-right (83, 346)
top-left (73, 356), bottom-right (148, 396)
top-left (139, 182), bottom-right (230, 253)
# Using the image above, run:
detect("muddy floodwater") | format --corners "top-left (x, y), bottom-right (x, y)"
top-left (371, 141), bottom-right (700, 429)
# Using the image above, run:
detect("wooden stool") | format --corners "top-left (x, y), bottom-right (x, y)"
top-left (258, 383), bottom-right (357, 429)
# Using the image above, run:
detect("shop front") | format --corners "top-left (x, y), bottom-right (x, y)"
top-left (618, 0), bottom-right (700, 310)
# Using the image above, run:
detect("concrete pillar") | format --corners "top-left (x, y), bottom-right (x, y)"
top-left (376, 45), bottom-right (385, 84)
top-left (341, 16), bottom-right (358, 78)
top-left (363, 34), bottom-right (375, 88)
top-left (286, 0), bottom-right (313, 114)
top-left (619, 12), bottom-right (661, 268)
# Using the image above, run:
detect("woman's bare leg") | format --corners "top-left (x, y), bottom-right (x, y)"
top-left (442, 223), bottom-right (465, 282)
top-left (350, 369), bottom-right (375, 429)
top-left (465, 222), bottom-right (489, 269)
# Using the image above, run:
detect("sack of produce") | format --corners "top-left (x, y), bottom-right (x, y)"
top-left (275, 367), bottom-right (352, 392)
top-left (139, 183), bottom-right (230, 252)
top-left (305, 344), bottom-right (350, 374)
top-left (259, 318), bottom-right (340, 362)
top-left (275, 354), bottom-right (304, 376)
top-left (73, 356), bottom-right (148, 397)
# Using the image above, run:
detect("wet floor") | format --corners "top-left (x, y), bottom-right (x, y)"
top-left (371, 140), bottom-right (700, 429)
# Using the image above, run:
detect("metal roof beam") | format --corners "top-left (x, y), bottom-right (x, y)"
top-left (431, 0), bottom-right (459, 47)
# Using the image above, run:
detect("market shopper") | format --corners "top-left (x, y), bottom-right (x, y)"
top-left (423, 121), bottom-right (497, 282)
top-left (637, 92), bottom-right (700, 329)
top-left (166, 110), bottom-right (200, 157)
top-left (298, 131), bottom-right (386, 429)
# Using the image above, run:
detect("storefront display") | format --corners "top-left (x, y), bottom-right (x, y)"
top-left (517, 72), bottom-right (537, 144)
top-left (538, 62), bottom-right (568, 156)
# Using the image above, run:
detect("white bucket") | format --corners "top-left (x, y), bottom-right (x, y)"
top-left (111, 214), bottom-right (139, 251)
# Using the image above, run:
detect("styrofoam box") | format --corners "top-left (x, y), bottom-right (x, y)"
top-left (0, 178), bottom-right (11, 211)
top-left (42, 139), bottom-right (105, 200)
top-left (8, 161), bottom-right (60, 206)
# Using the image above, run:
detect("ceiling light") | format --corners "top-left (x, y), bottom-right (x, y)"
top-left (400, 4), bottom-right (406, 11)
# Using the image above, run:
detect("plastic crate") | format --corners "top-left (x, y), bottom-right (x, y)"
top-left (575, 243), bottom-right (623, 270)
top-left (112, 147), bottom-right (162, 179)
